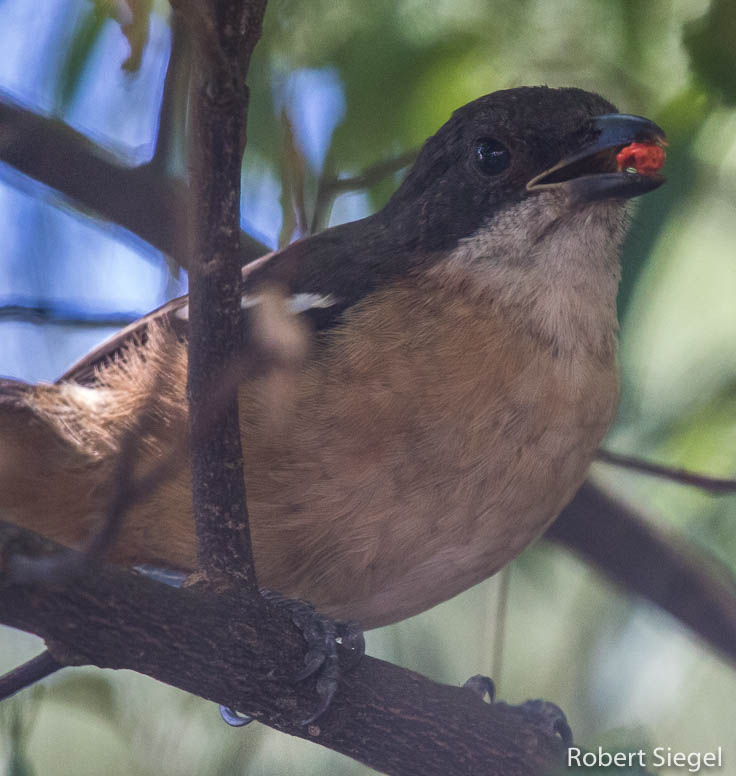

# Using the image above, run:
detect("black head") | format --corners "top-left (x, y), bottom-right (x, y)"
top-left (385, 86), bottom-right (665, 252)
top-left (244, 86), bottom-right (665, 333)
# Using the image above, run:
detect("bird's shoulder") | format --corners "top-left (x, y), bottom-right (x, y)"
top-left (58, 215), bottom-right (423, 386)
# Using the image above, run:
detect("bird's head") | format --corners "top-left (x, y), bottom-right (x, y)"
top-left (387, 85), bottom-right (666, 256)
top-left (245, 86), bottom-right (666, 351)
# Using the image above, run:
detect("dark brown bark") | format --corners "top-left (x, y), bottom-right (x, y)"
top-left (0, 521), bottom-right (568, 776)
top-left (181, 0), bottom-right (268, 586)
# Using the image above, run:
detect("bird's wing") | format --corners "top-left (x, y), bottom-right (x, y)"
top-left (57, 248), bottom-right (333, 386)
top-left (59, 251), bottom-right (282, 386)
top-left (57, 295), bottom-right (191, 386)
top-left (58, 214), bottom-right (396, 387)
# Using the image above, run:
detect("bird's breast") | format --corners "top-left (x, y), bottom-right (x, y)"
top-left (242, 280), bottom-right (618, 628)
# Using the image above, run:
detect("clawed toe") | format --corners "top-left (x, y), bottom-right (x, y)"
top-left (219, 705), bottom-right (253, 727)
top-left (518, 699), bottom-right (573, 747)
top-left (461, 675), bottom-right (572, 747)
top-left (217, 590), bottom-right (364, 729)
top-left (463, 674), bottom-right (496, 703)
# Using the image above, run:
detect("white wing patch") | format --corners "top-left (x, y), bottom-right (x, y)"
top-left (287, 293), bottom-right (337, 314)
top-left (173, 294), bottom-right (336, 322)
top-left (241, 293), bottom-right (336, 314)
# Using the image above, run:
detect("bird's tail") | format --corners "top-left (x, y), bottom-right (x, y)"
top-left (0, 377), bottom-right (105, 549)
top-left (0, 330), bottom-right (197, 571)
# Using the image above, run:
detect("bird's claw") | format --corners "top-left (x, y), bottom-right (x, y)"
top-left (462, 675), bottom-right (572, 747)
top-left (289, 603), bottom-right (363, 725)
top-left (463, 673), bottom-right (496, 702)
top-left (336, 620), bottom-right (364, 669)
top-left (518, 699), bottom-right (573, 747)
top-left (263, 590), bottom-right (364, 726)
top-left (215, 601), bottom-right (362, 728)
top-left (219, 705), bottom-right (253, 727)
top-left (215, 592), bottom-right (364, 728)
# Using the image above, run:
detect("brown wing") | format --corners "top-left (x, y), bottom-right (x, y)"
top-left (57, 295), bottom-right (190, 386)
top-left (58, 251), bottom-right (278, 387)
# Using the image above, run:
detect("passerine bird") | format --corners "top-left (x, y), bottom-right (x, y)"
top-left (0, 86), bottom-right (665, 629)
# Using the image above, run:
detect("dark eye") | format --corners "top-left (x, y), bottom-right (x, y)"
top-left (475, 138), bottom-right (510, 175)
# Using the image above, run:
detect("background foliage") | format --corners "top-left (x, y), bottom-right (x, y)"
top-left (1, 0), bottom-right (735, 773)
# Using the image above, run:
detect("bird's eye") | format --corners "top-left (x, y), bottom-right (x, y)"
top-left (474, 138), bottom-right (510, 175)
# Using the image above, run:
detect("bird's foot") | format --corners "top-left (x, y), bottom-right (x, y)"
top-left (463, 673), bottom-right (496, 702)
top-left (462, 674), bottom-right (573, 747)
top-left (517, 698), bottom-right (573, 747)
top-left (219, 590), bottom-right (364, 728)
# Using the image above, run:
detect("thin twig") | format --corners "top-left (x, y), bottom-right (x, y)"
top-left (310, 149), bottom-right (418, 234)
top-left (151, 12), bottom-right (190, 176)
top-left (0, 651), bottom-right (62, 702)
top-left (0, 303), bottom-right (139, 328)
top-left (278, 110), bottom-right (309, 246)
top-left (491, 566), bottom-right (511, 690)
top-left (596, 448), bottom-right (736, 494)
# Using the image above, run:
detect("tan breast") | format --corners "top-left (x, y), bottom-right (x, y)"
top-left (16, 277), bottom-right (617, 630)
top-left (238, 279), bottom-right (618, 627)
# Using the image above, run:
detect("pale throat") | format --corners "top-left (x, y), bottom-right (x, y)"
top-left (432, 197), bottom-right (627, 357)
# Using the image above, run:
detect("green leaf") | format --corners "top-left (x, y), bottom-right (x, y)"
top-left (46, 673), bottom-right (118, 721)
top-left (56, 4), bottom-right (107, 110)
top-left (684, 0), bottom-right (736, 105)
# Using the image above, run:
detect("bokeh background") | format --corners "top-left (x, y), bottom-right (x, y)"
top-left (1, 0), bottom-right (736, 773)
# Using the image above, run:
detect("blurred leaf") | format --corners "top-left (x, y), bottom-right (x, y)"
top-left (47, 673), bottom-right (118, 721)
top-left (58, 0), bottom-right (152, 107)
top-left (278, 109), bottom-right (308, 246)
top-left (660, 382), bottom-right (736, 560)
top-left (95, 0), bottom-right (153, 72)
top-left (617, 86), bottom-right (711, 323)
top-left (684, 0), bottom-right (736, 106)
top-left (0, 693), bottom-right (42, 776)
top-left (6, 750), bottom-right (37, 776)
top-left (56, 4), bottom-right (107, 110)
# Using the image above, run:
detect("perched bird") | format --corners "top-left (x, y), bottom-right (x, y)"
top-left (0, 86), bottom-right (665, 629)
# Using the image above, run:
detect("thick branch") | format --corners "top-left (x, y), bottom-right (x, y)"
top-left (182, 0), bottom-right (267, 585)
top-left (547, 481), bottom-right (736, 666)
top-left (0, 92), bottom-right (268, 264)
top-left (0, 521), bottom-right (567, 776)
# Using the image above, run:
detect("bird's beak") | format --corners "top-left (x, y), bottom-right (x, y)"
top-left (526, 113), bottom-right (667, 201)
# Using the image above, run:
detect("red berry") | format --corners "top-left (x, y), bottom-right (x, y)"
top-left (616, 143), bottom-right (666, 175)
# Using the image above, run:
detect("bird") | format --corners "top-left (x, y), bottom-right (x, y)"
top-left (0, 85), bottom-right (665, 630)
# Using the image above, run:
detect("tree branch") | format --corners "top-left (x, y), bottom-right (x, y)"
top-left (179, 0), bottom-right (267, 586)
top-left (0, 521), bottom-right (568, 776)
top-left (547, 481), bottom-right (736, 666)
top-left (151, 12), bottom-right (190, 176)
top-left (0, 651), bottom-right (62, 702)
top-left (596, 448), bottom-right (736, 494)
top-left (0, 301), bottom-right (139, 328)
top-left (0, 91), bottom-right (269, 265)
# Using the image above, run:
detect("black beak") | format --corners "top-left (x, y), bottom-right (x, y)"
top-left (527, 113), bottom-right (667, 202)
